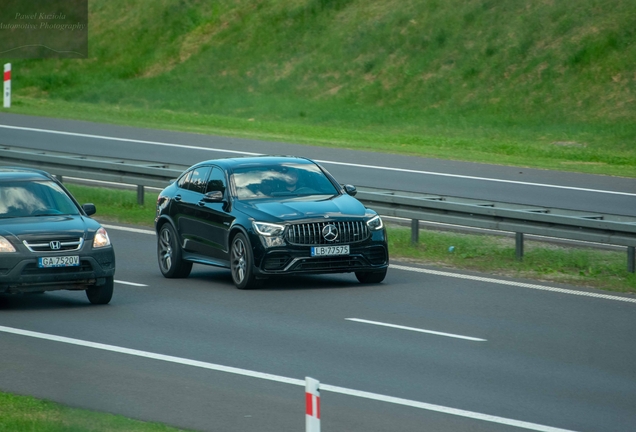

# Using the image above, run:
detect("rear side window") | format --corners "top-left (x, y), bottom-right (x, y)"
top-left (177, 167), bottom-right (211, 194)
top-left (177, 170), bottom-right (192, 189)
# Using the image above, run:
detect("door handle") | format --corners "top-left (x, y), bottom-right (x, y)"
top-left (174, 195), bottom-right (182, 202)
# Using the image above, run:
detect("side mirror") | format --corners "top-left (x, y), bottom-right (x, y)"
top-left (203, 191), bottom-right (224, 202)
top-left (82, 203), bottom-right (96, 216)
top-left (344, 184), bottom-right (357, 196)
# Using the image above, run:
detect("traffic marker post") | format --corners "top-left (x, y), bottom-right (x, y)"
top-left (3, 63), bottom-right (10, 108)
top-left (305, 377), bottom-right (320, 432)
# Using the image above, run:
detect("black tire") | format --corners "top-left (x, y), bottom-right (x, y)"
top-left (86, 276), bottom-right (114, 305)
top-left (158, 223), bottom-right (192, 278)
top-left (355, 268), bottom-right (387, 284)
top-left (230, 233), bottom-right (259, 290)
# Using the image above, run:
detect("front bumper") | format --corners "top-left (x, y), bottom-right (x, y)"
top-left (253, 243), bottom-right (388, 276)
top-left (0, 247), bottom-right (116, 294)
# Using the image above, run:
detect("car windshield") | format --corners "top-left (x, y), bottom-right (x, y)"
top-left (0, 180), bottom-right (80, 219)
top-left (232, 163), bottom-right (339, 200)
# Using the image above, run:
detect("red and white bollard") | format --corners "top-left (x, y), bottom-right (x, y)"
top-left (3, 63), bottom-right (10, 108)
top-left (305, 377), bottom-right (320, 432)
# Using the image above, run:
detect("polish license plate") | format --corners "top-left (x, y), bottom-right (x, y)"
top-left (311, 245), bottom-right (349, 257)
top-left (38, 256), bottom-right (80, 268)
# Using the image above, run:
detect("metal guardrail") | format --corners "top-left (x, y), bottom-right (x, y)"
top-left (2, 145), bottom-right (635, 272)
top-left (0, 144), bottom-right (187, 188)
top-left (356, 188), bottom-right (636, 272)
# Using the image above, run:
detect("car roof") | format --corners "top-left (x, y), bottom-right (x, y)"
top-left (0, 167), bottom-right (54, 182)
top-left (192, 155), bottom-right (316, 170)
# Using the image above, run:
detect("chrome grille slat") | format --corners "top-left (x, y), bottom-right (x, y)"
top-left (285, 221), bottom-right (369, 245)
top-left (23, 238), bottom-right (84, 252)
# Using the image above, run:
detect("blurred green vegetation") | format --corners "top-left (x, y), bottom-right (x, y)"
top-left (2, 0), bottom-right (635, 176)
top-left (0, 392), bottom-right (191, 432)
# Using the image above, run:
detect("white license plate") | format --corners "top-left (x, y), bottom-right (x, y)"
top-left (311, 245), bottom-right (350, 257)
top-left (38, 256), bottom-right (80, 268)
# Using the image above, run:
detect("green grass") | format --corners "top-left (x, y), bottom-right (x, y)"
top-left (2, 0), bottom-right (635, 177)
top-left (65, 183), bottom-right (636, 294)
top-left (388, 226), bottom-right (636, 294)
top-left (0, 393), bottom-right (191, 432)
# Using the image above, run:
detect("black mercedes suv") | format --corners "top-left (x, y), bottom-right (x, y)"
top-left (0, 168), bottom-right (115, 304)
top-left (155, 155), bottom-right (388, 289)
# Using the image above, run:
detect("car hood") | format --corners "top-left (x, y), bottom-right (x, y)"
top-left (0, 215), bottom-right (101, 241)
top-left (235, 194), bottom-right (370, 222)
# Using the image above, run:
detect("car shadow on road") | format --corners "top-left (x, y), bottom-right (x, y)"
top-left (0, 292), bottom-right (97, 310)
top-left (186, 268), bottom-right (370, 291)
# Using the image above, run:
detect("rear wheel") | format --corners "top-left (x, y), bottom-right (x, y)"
top-left (355, 268), bottom-right (387, 284)
top-left (86, 276), bottom-right (114, 304)
top-left (158, 223), bottom-right (192, 278)
top-left (230, 233), bottom-right (259, 290)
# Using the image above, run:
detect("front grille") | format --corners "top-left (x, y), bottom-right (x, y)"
top-left (23, 237), bottom-right (84, 252)
top-left (286, 221), bottom-right (369, 246)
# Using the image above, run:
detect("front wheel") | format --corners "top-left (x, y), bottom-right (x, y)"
top-left (158, 223), bottom-right (192, 278)
top-left (230, 233), bottom-right (259, 290)
top-left (86, 276), bottom-right (114, 304)
top-left (355, 268), bottom-right (387, 284)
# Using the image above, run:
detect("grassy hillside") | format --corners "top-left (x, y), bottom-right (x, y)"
top-left (3, 0), bottom-right (636, 175)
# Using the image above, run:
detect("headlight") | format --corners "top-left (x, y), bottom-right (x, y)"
top-left (0, 235), bottom-right (16, 252)
top-left (252, 221), bottom-right (286, 248)
top-left (366, 215), bottom-right (384, 230)
top-left (93, 227), bottom-right (111, 248)
top-left (252, 221), bottom-right (285, 237)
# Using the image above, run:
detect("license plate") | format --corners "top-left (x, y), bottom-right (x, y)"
top-left (311, 245), bottom-right (349, 257)
top-left (38, 256), bottom-right (80, 268)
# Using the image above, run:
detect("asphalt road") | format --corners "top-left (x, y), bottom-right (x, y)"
top-left (1, 226), bottom-right (635, 432)
top-left (0, 113), bottom-right (635, 217)
top-left (1, 114), bottom-right (636, 431)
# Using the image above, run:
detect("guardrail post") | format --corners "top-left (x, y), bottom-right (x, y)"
top-left (411, 219), bottom-right (419, 245)
top-left (515, 232), bottom-right (524, 261)
top-left (305, 377), bottom-right (320, 432)
top-left (137, 185), bottom-right (145, 205)
top-left (55, 175), bottom-right (63, 183)
top-left (628, 246), bottom-right (635, 273)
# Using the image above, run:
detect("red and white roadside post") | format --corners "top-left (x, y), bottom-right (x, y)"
top-left (305, 377), bottom-right (320, 432)
top-left (3, 63), bottom-right (10, 108)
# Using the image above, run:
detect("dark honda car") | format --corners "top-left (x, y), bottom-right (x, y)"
top-left (155, 156), bottom-right (388, 289)
top-left (0, 168), bottom-right (115, 304)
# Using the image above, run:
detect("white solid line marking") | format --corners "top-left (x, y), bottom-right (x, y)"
top-left (0, 125), bottom-right (260, 155)
top-left (390, 264), bottom-right (636, 304)
top-left (1, 124), bottom-right (634, 197)
top-left (115, 280), bottom-right (148, 287)
top-left (346, 318), bottom-right (486, 341)
top-left (313, 159), bottom-right (636, 197)
top-left (102, 224), bottom-right (155, 235)
top-left (0, 325), bottom-right (577, 432)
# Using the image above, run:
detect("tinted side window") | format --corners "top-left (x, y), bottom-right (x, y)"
top-left (205, 167), bottom-right (227, 195)
top-left (177, 168), bottom-right (211, 193)
top-left (177, 170), bottom-right (192, 189)
top-left (188, 167), bottom-right (211, 193)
